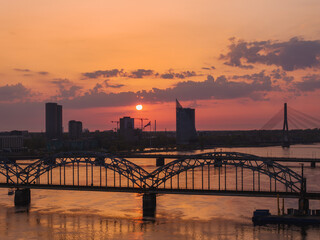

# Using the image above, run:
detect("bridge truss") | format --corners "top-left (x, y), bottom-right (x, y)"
top-left (150, 152), bottom-right (303, 193)
top-left (0, 151), bottom-right (305, 196)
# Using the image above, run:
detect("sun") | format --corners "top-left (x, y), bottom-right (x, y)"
top-left (136, 104), bottom-right (143, 111)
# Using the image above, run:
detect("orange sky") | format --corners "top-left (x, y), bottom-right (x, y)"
top-left (1, 1), bottom-right (320, 131)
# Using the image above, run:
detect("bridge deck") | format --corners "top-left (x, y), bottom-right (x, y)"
top-left (6, 154), bottom-right (320, 162)
top-left (2, 184), bottom-right (320, 199)
top-left (122, 154), bottom-right (320, 163)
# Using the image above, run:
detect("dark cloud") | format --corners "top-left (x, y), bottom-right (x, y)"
top-left (103, 80), bottom-right (124, 89)
top-left (62, 73), bottom-right (275, 109)
top-left (14, 68), bottom-right (49, 76)
top-left (231, 71), bottom-right (280, 89)
top-left (142, 74), bottom-right (273, 102)
top-left (82, 69), bottom-right (124, 79)
top-left (38, 71), bottom-right (49, 75)
top-left (160, 73), bottom-right (175, 79)
top-left (63, 91), bottom-right (138, 109)
top-left (0, 83), bottom-right (33, 102)
top-left (50, 78), bottom-right (82, 100)
top-left (160, 71), bottom-right (198, 79)
top-left (51, 79), bottom-right (70, 85)
top-left (220, 37), bottom-right (320, 71)
top-left (202, 66), bottom-right (216, 70)
top-left (82, 68), bottom-right (200, 80)
top-left (13, 68), bottom-right (30, 72)
top-left (88, 83), bottom-right (103, 95)
top-left (270, 69), bottom-right (294, 83)
top-left (295, 74), bottom-right (320, 92)
top-left (129, 69), bottom-right (154, 78)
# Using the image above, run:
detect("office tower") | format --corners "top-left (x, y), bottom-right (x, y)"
top-left (69, 120), bottom-right (82, 139)
top-left (120, 117), bottom-right (134, 131)
top-left (176, 99), bottom-right (197, 144)
top-left (119, 116), bottom-right (136, 142)
top-left (46, 102), bottom-right (63, 140)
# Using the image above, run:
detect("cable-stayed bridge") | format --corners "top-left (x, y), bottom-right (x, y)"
top-left (261, 103), bottom-right (320, 147)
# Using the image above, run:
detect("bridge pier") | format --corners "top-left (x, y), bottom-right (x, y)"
top-left (143, 193), bottom-right (156, 218)
top-left (156, 157), bottom-right (165, 167)
top-left (298, 197), bottom-right (309, 214)
top-left (14, 188), bottom-right (31, 206)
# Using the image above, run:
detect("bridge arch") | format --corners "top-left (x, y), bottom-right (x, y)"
top-left (0, 156), bottom-right (25, 184)
top-left (23, 152), bottom-right (150, 188)
top-left (149, 152), bottom-right (303, 193)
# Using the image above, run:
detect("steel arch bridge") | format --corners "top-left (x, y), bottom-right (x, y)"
top-left (0, 152), bottom-right (150, 188)
top-left (148, 152), bottom-right (304, 193)
top-left (0, 151), bottom-right (305, 195)
top-left (0, 156), bottom-right (25, 184)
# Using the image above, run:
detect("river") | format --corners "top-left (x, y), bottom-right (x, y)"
top-left (1, 144), bottom-right (320, 239)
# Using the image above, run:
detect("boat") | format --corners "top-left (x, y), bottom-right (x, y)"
top-left (8, 189), bottom-right (14, 195)
top-left (252, 209), bottom-right (320, 225)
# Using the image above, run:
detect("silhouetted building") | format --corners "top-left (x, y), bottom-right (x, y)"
top-left (0, 135), bottom-right (24, 151)
top-left (119, 117), bottom-right (138, 142)
top-left (176, 99), bottom-right (197, 144)
top-left (46, 102), bottom-right (63, 140)
top-left (69, 120), bottom-right (82, 139)
top-left (120, 117), bottom-right (134, 131)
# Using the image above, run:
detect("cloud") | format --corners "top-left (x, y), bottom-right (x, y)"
top-left (82, 68), bottom-right (200, 80)
top-left (0, 83), bottom-right (33, 102)
top-left (160, 71), bottom-right (198, 79)
top-left (13, 68), bottom-right (30, 72)
top-left (295, 74), bottom-right (320, 92)
top-left (270, 69), bottom-right (294, 83)
top-left (82, 69), bottom-right (124, 79)
top-left (139, 74), bottom-right (274, 103)
top-left (202, 66), bottom-right (216, 70)
top-left (63, 91), bottom-right (138, 109)
top-left (38, 71), bottom-right (49, 75)
top-left (103, 80), bottom-right (124, 89)
top-left (61, 73), bottom-right (276, 109)
top-left (50, 78), bottom-right (82, 100)
top-left (14, 68), bottom-right (49, 76)
top-left (160, 73), bottom-right (175, 79)
top-left (129, 69), bottom-right (154, 78)
top-left (220, 37), bottom-right (320, 71)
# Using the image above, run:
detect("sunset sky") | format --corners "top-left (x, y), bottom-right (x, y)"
top-left (1, 0), bottom-right (320, 131)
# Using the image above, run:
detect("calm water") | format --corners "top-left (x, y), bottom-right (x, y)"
top-left (1, 144), bottom-right (320, 240)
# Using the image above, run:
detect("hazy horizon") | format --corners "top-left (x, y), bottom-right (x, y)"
top-left (1, 1), bottom-right (320, 132)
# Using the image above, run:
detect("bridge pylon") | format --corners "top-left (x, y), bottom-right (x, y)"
top-left (282, 103), bottom-right (290, 148)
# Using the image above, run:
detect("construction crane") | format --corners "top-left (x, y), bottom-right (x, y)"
top-left (134, 118), bottom-right (149, 130)
top-left (111, 120), bottom-right (119, 132)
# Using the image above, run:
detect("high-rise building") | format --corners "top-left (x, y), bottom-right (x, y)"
top-left (176, 99), bottom-right (197, 144)
top-left (45, 102), bottom-right (63, 140)
top-left (119, 117), bottom-right (137, 142)
top-left (69, 120), bottom-right (82, 139)
top-left (120, 117), bottom-right (134, 131)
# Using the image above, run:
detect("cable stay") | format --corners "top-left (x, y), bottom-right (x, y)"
top-left (261, 104), bottom-right (320, 130)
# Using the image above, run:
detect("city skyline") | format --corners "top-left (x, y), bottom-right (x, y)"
top-left (1, 1), bottom-right (320, 131)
